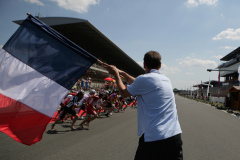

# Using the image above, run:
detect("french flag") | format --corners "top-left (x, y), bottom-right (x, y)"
top-left (0, 14), bottom-right (97, 145)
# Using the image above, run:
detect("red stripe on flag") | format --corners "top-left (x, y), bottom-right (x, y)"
top-left (0, 93), bottom-right (51, 145)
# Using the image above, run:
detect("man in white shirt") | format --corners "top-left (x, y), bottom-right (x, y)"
top-left (103, 51), bottom-right (183, 160)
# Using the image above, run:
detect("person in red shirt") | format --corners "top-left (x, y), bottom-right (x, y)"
top-left (95, 93), bottom-right (104, 117)
top-left (79, 89), bottom-right (99, 128)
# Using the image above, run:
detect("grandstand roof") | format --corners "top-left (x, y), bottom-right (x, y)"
top-left (14, 17), bottom-right (145, 77)
top-left (220, 47), bottom-right (240, 61)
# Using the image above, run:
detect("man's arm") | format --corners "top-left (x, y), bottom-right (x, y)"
top-left (118, 70), bottom-right (135, 85)
top-left (103, 64), bottom-right (132, 98)
top-left (115, 74), bottom-right (131, 98)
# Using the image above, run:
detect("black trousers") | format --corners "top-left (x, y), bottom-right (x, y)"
top-left (59, 107), bottom-right (76, 119)
top-left (134, 134), bottom-right (183, 160)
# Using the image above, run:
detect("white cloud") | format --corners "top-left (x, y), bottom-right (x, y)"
top-left (213, 28), bottom-right (240, 40)
top-left (178, 57), bottom-right (218, 68)
top-left (199, 0), bottom-right (218, 5)
top-left (50, 0), bottom-right (100, 13)
top-left (220, 46), bottom-right (236, 50)
top-left (24, 0), bottom-right (44, 6)
top-left (161, 63), bottom-right (181, 75)
top-left (0, 45), bottom-right (3, 49)
top-left (185, 0), bottom-right (218, 7)
top-left (185, 0), bottom-right (199, 7)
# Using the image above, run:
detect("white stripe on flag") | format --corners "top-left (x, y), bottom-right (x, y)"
top-left (0, 49), bottom-right (68, 117)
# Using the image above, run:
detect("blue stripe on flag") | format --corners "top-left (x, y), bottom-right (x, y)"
top-left (3, 15), bottom-right (97, 90)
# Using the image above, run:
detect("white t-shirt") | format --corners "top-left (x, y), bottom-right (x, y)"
top-left (127, 69), bottom-right (182, 142)
top-left (78, 94), bottom-right (89, 105)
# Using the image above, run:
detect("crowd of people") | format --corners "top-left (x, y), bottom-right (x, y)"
top-left (75, 77), bottom-right (92, 91)
top-left (51, 87), bottom-right (137, 131)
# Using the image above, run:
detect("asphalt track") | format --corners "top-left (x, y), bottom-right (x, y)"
top-left (1, 95), bottom-right (240, 160)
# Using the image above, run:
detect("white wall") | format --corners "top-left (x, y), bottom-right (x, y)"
top-left (210, 97), bottom-right (226, 103)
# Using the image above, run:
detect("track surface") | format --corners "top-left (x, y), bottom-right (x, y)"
top-left (1, 95), bottom-right (240, 160)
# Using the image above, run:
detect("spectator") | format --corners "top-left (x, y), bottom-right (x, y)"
top-left (88, 77), bottom-right (92, 89)
top-left (85, 78), bottom-right (89, 91)
top-left (76, 79), bottom-right (81, 90)
top-left (81, 78), bottom-right (86, 91)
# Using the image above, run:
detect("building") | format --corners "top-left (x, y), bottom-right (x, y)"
top-left (218, 47), bottom-right (240, 86)
top-left (193, 47), bottom-right (240, 105)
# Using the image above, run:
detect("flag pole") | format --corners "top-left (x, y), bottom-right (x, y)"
top-left (97, 59), bottom-right (127, 81)
top-left (97, 59), bottom-right (104, 65)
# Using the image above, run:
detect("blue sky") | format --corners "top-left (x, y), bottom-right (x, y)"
top-left (1, 0), bottom-right (240, 90)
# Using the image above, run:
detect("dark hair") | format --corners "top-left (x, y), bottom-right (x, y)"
top-left (144, 51), bottom-right (161, 69)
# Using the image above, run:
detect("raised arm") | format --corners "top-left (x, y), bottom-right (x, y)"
top-left (103, 64), bottom-right (133, 98)
top-left (118, 69), bottom-right (135, 85)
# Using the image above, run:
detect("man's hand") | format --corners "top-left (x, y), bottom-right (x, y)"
top-left (100, 61), bottom-right (123, 76)
top-left (100, 62), bottom-right (132, 98)
top-left (117, 69), bottom-right (125, 75)
top-left (104, 64), bottom-right (119, 77)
